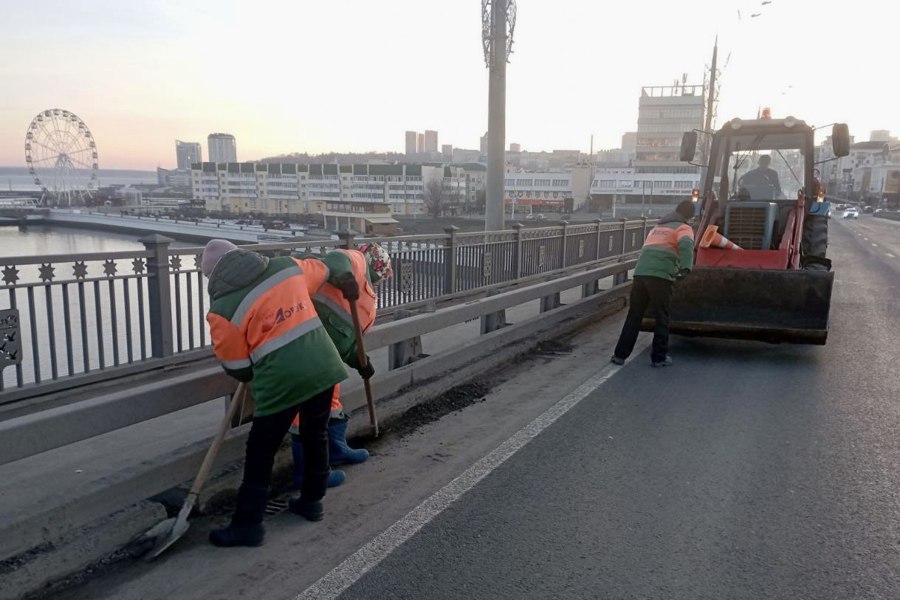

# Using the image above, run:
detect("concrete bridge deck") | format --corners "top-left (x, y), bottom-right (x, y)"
top-left (4, 217), bottom-right (900, 599)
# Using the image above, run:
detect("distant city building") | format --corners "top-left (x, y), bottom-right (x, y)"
top-left (451, 148), bottom-right (483, 163)
top-left (190, 160), bottom-right (483, 221)
top-left (510, 143), bottom-right (521, 153)
top-left (208, 133), bottom-right (237, 163)
top-left (480, 132), bottom-right (489, 154)
top-left (157, 167), bottom-right (192, 189)
top-left (870, 130), bottom-right (893, 143)
top-left (442, 144), bottom-right (453, 159)
top-left (634, 84), bottom-right (704, 174)
top-left (417, 133), bottom-right (425, 154)
top-left (589, 169), bottom-right (699, 205)
top-left (424, 130), bottom-right (438, 154)
top-left (621, 132), bottom-right (637, 154)
top-left (594, 149), bottom-right (633, 167)
top-left (175, 140), bottom-right (202, 170)
top-left (405, 131), bottom-right (418, 155)
top-left (502, 169), bottom-right (592, 214)
top-left (506, 149), bottom-right (587, 171)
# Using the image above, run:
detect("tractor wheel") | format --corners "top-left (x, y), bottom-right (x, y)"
top-left (802, 214), bottom-right (830, 271)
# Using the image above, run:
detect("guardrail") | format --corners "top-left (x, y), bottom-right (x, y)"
top-left (0, 257), bottom-right (636, 466)
top-left (0, 218), bottom-right (652, 395)
top-left (0, 256), bottom-right (635, 567)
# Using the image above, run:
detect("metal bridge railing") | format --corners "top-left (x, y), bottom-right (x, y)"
top-left (0, 218), bottom-right (653, 395)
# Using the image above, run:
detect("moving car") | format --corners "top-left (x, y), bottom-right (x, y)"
top-left (843, 207), bottom-right (859, 219)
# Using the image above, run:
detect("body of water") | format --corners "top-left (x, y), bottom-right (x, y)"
top-left (0, 225), bottom-right (148, 257)
top-left (0, 166), bottom-right (158, 192)
top-left (1, 227), bottom-right (205, 390)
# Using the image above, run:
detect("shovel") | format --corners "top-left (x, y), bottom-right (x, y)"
top-left (146, 382), bottom-right (248, 559)
top-left (348, 297), bottom-right (379, 438)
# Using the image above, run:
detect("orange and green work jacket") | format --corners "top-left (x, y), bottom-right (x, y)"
top-left (206, 249), bottom-right (350, 417)
top-left (290, 249), bottom-right (377, 431)
top-left (634, 211), bottom-right (695, 281)
top-left (314, 249), bottom-right (378, 370)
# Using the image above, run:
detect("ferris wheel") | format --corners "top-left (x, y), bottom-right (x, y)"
top-left (24, 109), bottom-right (99, 205)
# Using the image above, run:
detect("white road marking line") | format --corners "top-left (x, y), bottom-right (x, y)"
top-left (888, 253), bottom-right (897, 258)
top-left (864, 237), bottom-right (869, 241)
top-left (872, 243), bottom-right (878, 247)
top-left (293, 339), bottom-right (651, 600)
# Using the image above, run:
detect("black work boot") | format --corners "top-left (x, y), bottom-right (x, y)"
top-left (289, 497), bottom-right (324, 522)
top-left (209, 484), bottom-right (268, 547)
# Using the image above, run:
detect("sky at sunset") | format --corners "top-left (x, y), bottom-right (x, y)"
top-left (1, 0), bottom-right (897, 170)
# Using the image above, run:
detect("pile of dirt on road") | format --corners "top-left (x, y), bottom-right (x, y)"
top-left (386, 381), bottom-right (491, 438)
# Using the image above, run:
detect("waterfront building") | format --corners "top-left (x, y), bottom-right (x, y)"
top-left (208, 133), bottom-right (237, 163)
top-left (191, 161), bottom-right (473, 222)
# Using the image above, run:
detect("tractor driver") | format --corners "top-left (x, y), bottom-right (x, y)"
top-left (738, 154), bottom-right (783, 199)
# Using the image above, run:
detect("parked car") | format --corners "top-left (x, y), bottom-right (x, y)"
top-left (843, 207), bottom-right (859, 219)
top-left (863, 205), bottom-right (875, 213)
top-left (525, 213), bottom-right (546, 221)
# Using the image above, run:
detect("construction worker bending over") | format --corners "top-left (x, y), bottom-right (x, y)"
top-left (290, 243), bottom-right (394, 489)
top-left (201, 238), bottom-right (356, 548)
top-left (611, 200), bottom-right (695, 368)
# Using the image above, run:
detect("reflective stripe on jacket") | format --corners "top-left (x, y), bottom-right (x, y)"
top-left (314, 249), bottom-right (378, 369)
top-left (633, 216), bottom-right (695, 281)
top-left (313, 249), bottom-right (377, 332)
top-left (207, 254), bottom-right (348, 416)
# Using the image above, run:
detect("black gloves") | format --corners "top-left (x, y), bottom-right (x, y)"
top-left (357, 356), bottom-right (375, 380)
top-left (675, 268), bottom-right (691, 281)
top-left (336, 275), bottom-right (360, 300)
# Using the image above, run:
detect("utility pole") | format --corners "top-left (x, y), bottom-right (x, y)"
top-left (483, 0), bottom-right (516, 231)
top-left (700, 37), bottom-right (718, 188)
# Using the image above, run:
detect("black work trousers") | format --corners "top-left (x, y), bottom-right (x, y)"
top-left (242, 386), bottom-right (333, 502)
top-left (614, 275), bottom-right (673, 363)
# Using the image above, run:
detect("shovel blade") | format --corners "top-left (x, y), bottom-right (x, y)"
top-left (640, 267), bottom-right (834, 345)
top-left (146, 515), bottom-right (191, 559)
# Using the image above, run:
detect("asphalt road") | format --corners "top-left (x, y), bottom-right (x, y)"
top-left (335, 217), bottom-right (900, 599)
top-left (50, 215), bottom-right (900, 600)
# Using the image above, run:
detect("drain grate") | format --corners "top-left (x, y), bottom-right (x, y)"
top-left (264, 498), bottom-right (289, 518)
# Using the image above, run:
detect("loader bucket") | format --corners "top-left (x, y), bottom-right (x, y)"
top-left (640, 267), bottom-right (834, 345)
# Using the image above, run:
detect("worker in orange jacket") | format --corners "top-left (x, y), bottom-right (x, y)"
top-left (290, 242), bottom-right (393, 488)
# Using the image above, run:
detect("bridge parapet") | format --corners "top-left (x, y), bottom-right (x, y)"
top-left (0, 218), bottom-right (652, 397)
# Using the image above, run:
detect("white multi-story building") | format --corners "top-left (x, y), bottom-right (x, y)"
top-left (192, 162), bottom-right (476, 219)
top-left (635, 84), bottom-right (704, 175)
top-left (502, 169), bottom-right (591, 215)
top-left (208, 133), bottom-right (237, 163)
top-left (589, 168), bottom-right (699, 205)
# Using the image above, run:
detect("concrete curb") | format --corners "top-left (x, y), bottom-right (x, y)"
top-left (0, 501), bottom-right (166, 600)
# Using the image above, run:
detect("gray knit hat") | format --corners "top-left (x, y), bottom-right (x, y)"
top-left (201, 239), bottom-right (238, 277)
